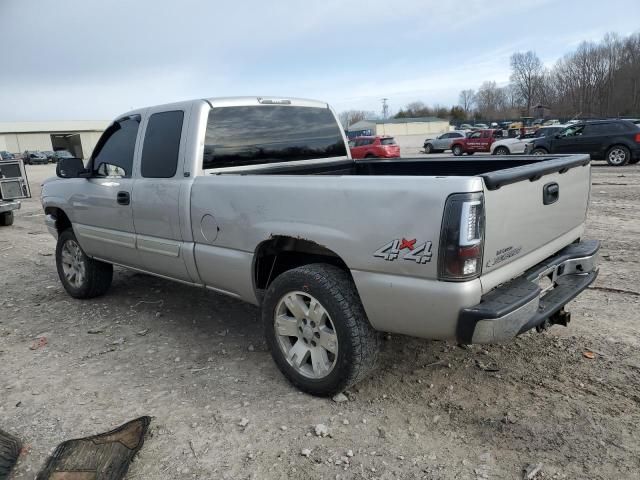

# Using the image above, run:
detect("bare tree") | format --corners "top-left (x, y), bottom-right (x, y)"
top-left (510, 51), bottom-right (544, 112)
top-left (475, 81), bottom-right (507, 118)
top-left (338, 110), bottom-right (374, 129)
top-left (458, 89), bottom-right (476, 114)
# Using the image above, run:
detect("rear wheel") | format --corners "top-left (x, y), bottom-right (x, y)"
top-left (0, 211), bottom-right (14, 226)
top-left (606, 145), bottom-right (630, 166)
top-left (495, 146), bottom-right (510, 156)
top-left (424, 143), bottom-right (433, 154)
top-left (532, 147), bottom-right (548, 156)
top-left (263, 264), bottom-right (380, 396)
top-left (56, 229), bottom-right (113, 299)
top-left (452, 145), bottom-right (463, 156)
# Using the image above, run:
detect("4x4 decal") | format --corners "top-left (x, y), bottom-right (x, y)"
top-left (374, 238), bottom-right (432, 263)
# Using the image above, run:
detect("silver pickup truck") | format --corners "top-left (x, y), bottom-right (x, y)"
top-left (41, 96), bottom-right (599, 396)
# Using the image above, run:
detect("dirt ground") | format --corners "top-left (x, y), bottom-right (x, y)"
top-left (1, 161), bottom-right (639, 480)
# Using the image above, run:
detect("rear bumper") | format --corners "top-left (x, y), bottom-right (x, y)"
top-left (0, 200), bottom-right (21, 213)
top-left (457, 239), bottom-right (600, 344)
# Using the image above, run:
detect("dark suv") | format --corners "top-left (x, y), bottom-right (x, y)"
top-left (525, 120), bottom-right (640, 166)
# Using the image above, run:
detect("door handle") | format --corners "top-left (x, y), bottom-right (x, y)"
top-left (117, 191), bottom-right (130, 205)
top-left (543, 182), bottom-right (559, 205)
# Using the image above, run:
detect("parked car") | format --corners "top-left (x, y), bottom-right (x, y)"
top-left (423, 131), bottom-right (467, 153)
top-left (525, 120), bottom-right (640, 166)
top-left (42, 96), bottom-right (599, 396)
top-left (473, 123), bottom-right (489, 129)
top-left (491, 125), bottom-right (566, 155)
top-left (459, 123), bottom-right (473, 131)
top-left (0, 151), bottom-right (15, 160)
top-left (349, 136), bottom-right (400, 159)
top-left (43, 151), bottom-right (56, 163)
top-left (22, 151), bottom-right (49, 165)
top-left (0, 157), bottom-right (31, 226)
top-left (54, 150), bottom-right (75, 163)
top-left (451, 129), bottom-right (503, 155)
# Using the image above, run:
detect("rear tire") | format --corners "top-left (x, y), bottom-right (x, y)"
top-left (606, 145), bottom-right (630, 166)
top-left (56, 229), bottom-right (113, 299)
top-left (0, 211), bottom-right (14, 226)
top-left (495, 146), bottom-right (510, 155)
top-left (424, 143), bottom-right (433, 154)
top-left (262, 264), bottom-right (380, 397)
top-left (532, 147), bottom-right (548, 155)
top-left (452, 145), bottom-right (463, 156)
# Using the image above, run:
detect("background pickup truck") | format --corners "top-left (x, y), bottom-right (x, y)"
top-left (42, 97), bottom-right (599, 396)
top-left (451, 129), bottom-right (503, 156)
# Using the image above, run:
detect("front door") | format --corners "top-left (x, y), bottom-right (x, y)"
top-left (72, 115), bottom-right (142, 268)
top-left (551, 125), bottom-right (589, 154)
top-left (131, 108), bottom-right (195, 283)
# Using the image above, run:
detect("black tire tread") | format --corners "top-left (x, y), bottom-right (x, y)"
top-left (0, 429), bottom-right (21, 477)
top-left (56, 229), bottom-right (113, 299)
top-left (263, 264), bottom-right (380, 396)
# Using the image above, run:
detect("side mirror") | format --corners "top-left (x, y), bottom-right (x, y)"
top-left (57, 157), bottom-right (89, 178)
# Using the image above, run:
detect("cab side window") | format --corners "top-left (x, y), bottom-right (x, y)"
top-left (91, 115), bottom-right (141, 177)
top-left (141, 111), bottom-right (184, 178)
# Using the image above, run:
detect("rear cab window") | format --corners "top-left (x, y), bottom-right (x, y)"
top-left (141, 110), bottom-right (184, 178)
top-left (203, 105), bottom-right (346, 170)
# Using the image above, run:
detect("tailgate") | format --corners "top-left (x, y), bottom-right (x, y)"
top-left (480, 155), bottom-right (591, 280)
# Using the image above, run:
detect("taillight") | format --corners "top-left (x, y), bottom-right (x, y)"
top-left (634, 132), bottom-right (640, 143)
top-left (438, 193), bottom-right (484, 281)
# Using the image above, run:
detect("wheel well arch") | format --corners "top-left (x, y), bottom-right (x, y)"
top-left (253, 236), bottom-right (349, 297)
top-left (44, 206), bottom-right (72, 233)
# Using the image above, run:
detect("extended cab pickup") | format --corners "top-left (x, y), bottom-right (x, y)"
top-left (451, 129), bottom-right (503, 156)
top-left (42, 97), bottom-right (599, 396)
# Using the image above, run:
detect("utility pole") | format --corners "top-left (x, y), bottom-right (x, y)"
top-left (381, 98), bottom-right (389, 120)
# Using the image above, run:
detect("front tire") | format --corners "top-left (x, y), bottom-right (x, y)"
top-left (424, 143), bottom-right (433, 154)
top-left (0, 211), bottom-right (14, 226)
top-left (495, 146), bottom-right (510, 155)
top-left (606, 145), bottom-right (630, 166)
top-left (532, 147), bottom-right (548, 156)
top-left (262, 264), bottom-right (380, 396)
top-left (452, 145), bottom-right (463, 156)
top-left (56, 229), bottom-right (113, 299)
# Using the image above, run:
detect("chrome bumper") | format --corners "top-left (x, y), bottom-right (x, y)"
top-left (458, 240), bottom-right (600, 344)
top-left (0, 200), bottom-right (21, 213)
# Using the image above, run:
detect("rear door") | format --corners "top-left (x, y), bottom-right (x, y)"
top-left (482, 159), bottom-right (591, 278)
top-left (132, 107), bottom-right (195, 282)
top-left (580, 123), bottom-right (616, 157)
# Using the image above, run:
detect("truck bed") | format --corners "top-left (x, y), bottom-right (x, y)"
top-left (217, 155), bottom-right (591, 191)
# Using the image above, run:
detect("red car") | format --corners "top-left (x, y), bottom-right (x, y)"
top-left (348, 136), bottom-right (401, 159)
top-left (450, 129), bottom-right (503, 156)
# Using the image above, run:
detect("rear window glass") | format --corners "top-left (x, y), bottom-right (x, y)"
top-left (141, 110), bottom-right (184, 178)
top-left (203, 106), bottom-right (347, 169)
top-left (380, 138), bottom-right (396, 145)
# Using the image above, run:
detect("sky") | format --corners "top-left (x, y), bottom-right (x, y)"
top-left (1, 0), bottom-right (639, 121)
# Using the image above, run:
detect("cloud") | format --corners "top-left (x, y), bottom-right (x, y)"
top-left (0, 0), bottom-right (639, 120)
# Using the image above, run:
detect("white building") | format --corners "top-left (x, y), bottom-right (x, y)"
top-left (0, 120), bottom-right (109, 159)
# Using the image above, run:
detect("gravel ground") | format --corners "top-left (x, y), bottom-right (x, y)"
top-left (1, 161), bottom-right (639, 480)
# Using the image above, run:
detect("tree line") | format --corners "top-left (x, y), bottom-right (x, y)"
top-left (339, 31), bottom-right (640, 126)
